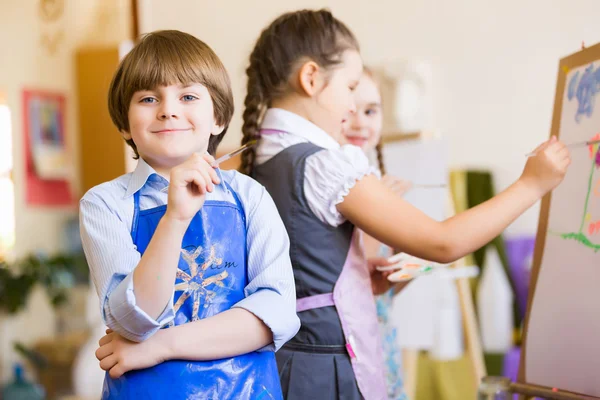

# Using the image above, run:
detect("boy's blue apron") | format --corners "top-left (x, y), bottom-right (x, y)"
top-left (102, 180), bottom-right (282, 400)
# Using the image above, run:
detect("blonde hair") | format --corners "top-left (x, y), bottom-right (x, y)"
top-left (108, 30), bottom-right (234, 157)
top-left (362, 66), bottom-right (386, 174)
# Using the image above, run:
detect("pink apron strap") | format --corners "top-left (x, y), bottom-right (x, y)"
top-left (296, 293), bottom-right (335, 312)
top-left (259, 128), bottom-right (287, 135)
top-left (333, 230), bottom-right (388, 399)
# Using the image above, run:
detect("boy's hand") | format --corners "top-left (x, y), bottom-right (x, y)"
top-left (165, 153), bottom-right (221, 224)
top-left (95, 329), bottom-right (170, 379)
top-left (520, 136), bottom-right (571, 196)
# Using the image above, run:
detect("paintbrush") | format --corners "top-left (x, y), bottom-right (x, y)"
top-left (160, 141), bottom-right (257, 193)
top-left (526, 139), bottom-right (600, 157)
top-left (210, 140), bottom-right (257, 166)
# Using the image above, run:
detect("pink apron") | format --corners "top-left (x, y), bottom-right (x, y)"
top-left (296, 230), bottom-right (388, 399)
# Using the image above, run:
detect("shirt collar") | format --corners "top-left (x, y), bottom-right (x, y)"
top-left (123, 157), bottom-right (227, 198)
top-left (261, 108), bottom-right (341, 150)
top-left (124, 157), bottom-right (166, 198)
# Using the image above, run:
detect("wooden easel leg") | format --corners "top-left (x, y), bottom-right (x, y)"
top-left (446, 192), bottom-right (487, 392)
top-left (456, 275), bottom-right (486, 388)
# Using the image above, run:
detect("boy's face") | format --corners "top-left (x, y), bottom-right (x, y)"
top-left (123, 83), bottom-right (224, 171)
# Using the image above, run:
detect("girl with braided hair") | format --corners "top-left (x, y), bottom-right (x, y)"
top-left (241, 8), bottom-right (569, 399)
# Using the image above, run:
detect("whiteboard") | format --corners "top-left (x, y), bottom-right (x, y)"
top-left (523, 45), bottom-right (600, 397)
top-left (382, 137), bottom-right (452, 350)
top-left (382, 136), bottom-right (448, 221)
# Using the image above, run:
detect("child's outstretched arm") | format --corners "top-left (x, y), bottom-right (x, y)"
top-left (80, 154), bottom-right (220, 342)
top-left (338, 137), bottom-right (570, 263)
top-left (95, 176), bottom-right (300, 378)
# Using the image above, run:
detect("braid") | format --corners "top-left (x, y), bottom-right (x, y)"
top-left (375, 141), bottom-right (386, 175)
top-left (239, 63), bottom-right (266, 176)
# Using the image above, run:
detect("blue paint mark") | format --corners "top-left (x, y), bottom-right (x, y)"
top-left (567, 70), bottom-right (580, 100)
top-left (256, 386), bottom-right (274, 400)
top-left (568, 63), bottom-right (600, 123)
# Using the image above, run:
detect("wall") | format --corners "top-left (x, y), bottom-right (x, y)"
top-left (0, 0), bottom-right (131, 382)
top-left (141, 0), bottom-right (600, 235)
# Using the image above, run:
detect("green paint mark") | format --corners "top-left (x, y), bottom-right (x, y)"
top-left (552, 231), bottom-right (600, 252)
top-left (579, 152), bottom-right (598, 232)
top-left (550, 155), bottom-right (600, 252)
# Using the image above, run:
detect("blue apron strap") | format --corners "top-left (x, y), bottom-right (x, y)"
top-left (223, 179), bottom-right (246, 226)
top-left (131, 190), bottom-right (141, 242)
top-left (222, 178), bottom-right (248, 271)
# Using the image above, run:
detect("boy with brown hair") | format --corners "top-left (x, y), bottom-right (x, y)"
top-left (80, 30), bottom-right (298, 399)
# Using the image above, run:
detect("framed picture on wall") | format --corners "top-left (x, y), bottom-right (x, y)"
top-left (22, 89), bottom-right (73, 206)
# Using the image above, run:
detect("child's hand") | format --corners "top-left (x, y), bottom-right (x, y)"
top-left (95, 329), bottom-right (169, 379)
top-left (520, 136), bottom-right (571, 196)
top-left (381, 175), bottom-right (412, 197)
top-left (165, 153), bottom-right (221, 224)
top-left (368, 257), bottom-right (395, 295)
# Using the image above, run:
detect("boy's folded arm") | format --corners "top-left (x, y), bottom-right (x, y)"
top-left (232, 287), bottom-right (299, 352)
top-left (157, 307), bottom-right (275, 361)
top-left (80, 196), bottom-right (175, 341)
top-left (154, 288), bottom-right (298, 360)
top-left (103, 273), bottom-right (175, 342)
top-left (155, 285), bottom-right (298, 360)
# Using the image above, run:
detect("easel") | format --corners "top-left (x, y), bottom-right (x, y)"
top-left (515, 42), bottom-right (600, 400)
top-left (448, 199), bottom-right (487, 388)
top-left (381, 132), bottom-right (486, 398)
top-left (510, 382), bottom-right (598, 400)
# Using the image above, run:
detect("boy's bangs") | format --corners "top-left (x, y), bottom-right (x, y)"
top-left (125, 43), bottom-right (208, 93)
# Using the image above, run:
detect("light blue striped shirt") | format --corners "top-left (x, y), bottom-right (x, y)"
top-left (79, 158), bottom-right (300, 351)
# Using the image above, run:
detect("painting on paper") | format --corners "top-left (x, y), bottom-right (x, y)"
top-left (23, 90), bottom-right (72, 206)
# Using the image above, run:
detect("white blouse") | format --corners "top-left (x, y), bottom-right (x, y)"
top-left (256, 108), bottom-right (379, 226)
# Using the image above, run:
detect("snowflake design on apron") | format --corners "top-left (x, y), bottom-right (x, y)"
top-left (170, 245), bottom-right (228, 324)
